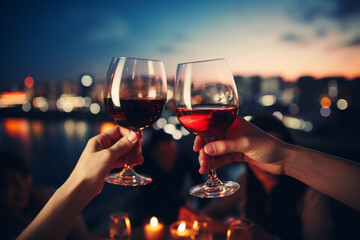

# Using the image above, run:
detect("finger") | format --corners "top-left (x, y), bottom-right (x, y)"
top-left (203, 136), bottom-right (251, 157)
top-left (199, 153), bottom-right (243, 174)
top-left (193, 136), bottom-right (205, 152)
top-left (109, 131), bottom-right (139, 157)
top-left (92, 126), bottom-right (132, 149)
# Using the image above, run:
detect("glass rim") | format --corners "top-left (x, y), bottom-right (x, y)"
top-left (177, 58), bottom-right (226, 66)
top-left (112, 56), bottom-right (163, 62)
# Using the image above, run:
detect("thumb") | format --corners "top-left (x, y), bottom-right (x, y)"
top-left (109, 131), bottom-right (139, 157)
top-left (204, 136), bottom-right (251, 157)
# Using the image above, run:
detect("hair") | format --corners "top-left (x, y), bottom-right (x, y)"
top-left (246, 115), bottom-right (306, 240)
top-left (0, 151), bottom-right (30, 190)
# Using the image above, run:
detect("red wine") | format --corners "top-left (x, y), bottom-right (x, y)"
top-left (176, 105), bottom-right (238, 137)
top-left (105, 98), bottom-right (166, 130)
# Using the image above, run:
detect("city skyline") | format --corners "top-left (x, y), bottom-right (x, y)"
top-left (1, 0), bottom-right (360, 84)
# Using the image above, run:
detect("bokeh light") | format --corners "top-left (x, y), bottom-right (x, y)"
top-left (24, 76), bottom-right (34, 88)
top-left (100, 122), bottom-right (115, 133)
top-left (81, 75), bottom-right (93, 87)
top-left (337, 99), bottom-right (348, 110)
top-left (90, 103), bottom-right (100, 114)
top-left (320, 96), bottom-right (331, 108)
top-left (320, 107), bottom-right (331, 117)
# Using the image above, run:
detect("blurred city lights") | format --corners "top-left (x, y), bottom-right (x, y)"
top-left (63, 102), bottom-right (74, 113)
top-left (282, 116), bottom-right (313, 132)
top-left (243, 115), bottom-right (253, 121)
top-left (288, 103), bottom-right (299, 115)
top-left (164, 123), bottom-right (176, 134)
top-left (22, 102), bottom-right (31, 112)
top-left (168, 116), bottom-right (180, 125)
top-left (180, 126), bottom-right (190, 136)
top-left (0, 91), bottom-right (27, 107)
top-left (33, 97), bottom-right (49, 112)
top-left (272, 111), bottom-right (283, 120)
top-left (320, 96), bottom-right (331, 108)
top-left (172, 129), bottom-right (182, 140)
top-left (81, 75), bottom-right (93, 87)
top-left (100, 122), bottom-right (115, 133)
top-left (337, 99), bottom-right (348, 110)
top-left (320, 107), bottom-right (331, 117)
top-left (328, 80), bottom-right (338, 98)
top-left (260, 95), bottom-right (276, 106)
top-left (84, 97), bottom-right (92, 107)
top-left (167, 89), bottom-right (174, 101)
top-left (153, 118), bottom-right (167, 130)
top-left (90, 103), bottom-right (100, 114)
top-left (24, 76), bottom-right (34, 88)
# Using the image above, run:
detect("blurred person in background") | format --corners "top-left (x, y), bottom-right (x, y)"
top-left (202, 115), bottom-right (333, 240)
top-left (131, 129), bottom-right (203, 225)
top-left (0, 151), bottom-right (93, 240)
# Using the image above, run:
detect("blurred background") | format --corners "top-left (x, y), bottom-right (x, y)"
top-left (1, 0), bottom-right (359, 238)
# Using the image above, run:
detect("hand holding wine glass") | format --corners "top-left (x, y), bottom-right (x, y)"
top-left (174, 58), bottom-right (239, 198)
top-left (104, 57), bottom-right (167, 186)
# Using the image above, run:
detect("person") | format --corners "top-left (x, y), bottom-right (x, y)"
top-left (15, 117), bottom-right (360, 239)
top-left (202, 115), bottom-right (333, 240)
top-left (0, 151), bottom-right (93, 240)
top-left (131, 130), bottom-right (202, 225)
top-left (194, 116), bottom-right (360, 212)
top-left (16, 126), bottom-right (143, 240)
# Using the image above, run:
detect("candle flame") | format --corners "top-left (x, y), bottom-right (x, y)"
top-left (178, 222), bottom-right (186, 233)
top-left (150, 217), bottom-right (158, 227)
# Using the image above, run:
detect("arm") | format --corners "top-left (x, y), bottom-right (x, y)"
top-left (17, 126), bottom-right (143, 240)
top-left (194, 117), bottom-right (360, 211)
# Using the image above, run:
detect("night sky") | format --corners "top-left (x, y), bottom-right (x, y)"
top-left (1, 0), bottom-right (359, 85)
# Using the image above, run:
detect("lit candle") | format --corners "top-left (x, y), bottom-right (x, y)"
top-left (144, 216), bottom-right (164, 240)
top-left (170, 221), bottom-right (194, 239)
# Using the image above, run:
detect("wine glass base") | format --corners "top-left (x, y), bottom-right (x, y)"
top-left (189, 181), bottom-right (239, 198)
top-left (105, 169), bottom-right (152, 186)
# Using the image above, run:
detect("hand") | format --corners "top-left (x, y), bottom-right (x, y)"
top-left (193, 117), bottom-right (291, 175)
top-left (70, 126), bottom-right (143, 196)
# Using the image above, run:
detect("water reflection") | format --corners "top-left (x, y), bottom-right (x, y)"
top-left (4, 118), bottom-right (30, 145)
top-left (0, 118), bottom-right (103, 187)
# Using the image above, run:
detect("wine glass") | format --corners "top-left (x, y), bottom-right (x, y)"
top-left (226, 218), bottom-right (254, 240)
top-left (109, 212), bottom-right (132, 240)
top-left (174, 58), bottom-right (239, 198)
top-left (104, 57), bottom-right (167, 186)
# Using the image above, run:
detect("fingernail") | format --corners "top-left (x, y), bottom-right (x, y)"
top-left (128, 131), bottom-right (138, 143)
top-left (204, 144), bottom-right (215, 155)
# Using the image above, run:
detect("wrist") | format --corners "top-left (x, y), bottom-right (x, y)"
top-left (63, 172), bottom-right (98, 206)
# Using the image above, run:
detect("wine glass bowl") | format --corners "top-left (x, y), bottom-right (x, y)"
top-left (104, 57), bottom-right (167, 186)
top-left (175, 58), bottom-right (239, 198)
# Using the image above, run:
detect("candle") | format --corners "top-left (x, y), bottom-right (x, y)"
top-left (144, 216), bottom-right (164, 240)
top-left (169, 221), bottom-right (194, 239)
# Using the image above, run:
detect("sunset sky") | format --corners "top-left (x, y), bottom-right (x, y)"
top-left (0, 0), bottom-right (359, 84)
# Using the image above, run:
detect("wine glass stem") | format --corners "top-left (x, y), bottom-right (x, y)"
top-left (122, 155), bottom-right (134, 173)
top-left (203, 137), bottom-right (222, 187)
